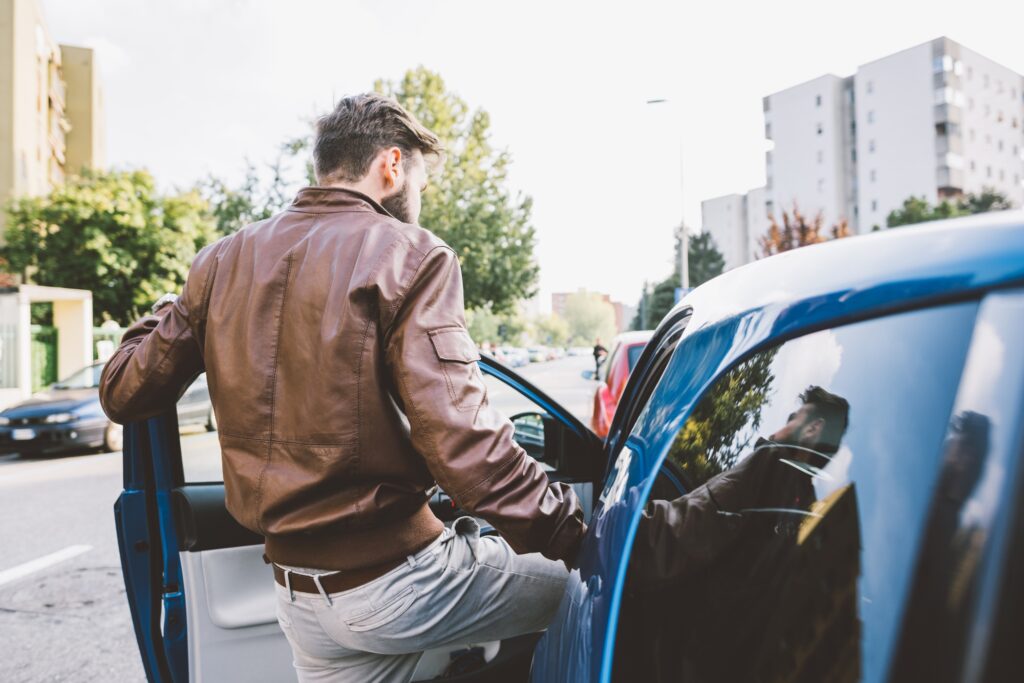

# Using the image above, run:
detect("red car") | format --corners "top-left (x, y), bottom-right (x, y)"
top-left (590, 330), bottom-right (653, 438)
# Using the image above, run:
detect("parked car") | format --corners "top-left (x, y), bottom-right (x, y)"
top-left (498, 346), bottom-right (530, 368)
top-left (589, 330), bottom-right (653, 438)
top-left (527, 346), bottom-right (550, 363)
top-left (115, 212), bottom-right (1024, 682)
top-left (0, 362), bottom-right (216, 456)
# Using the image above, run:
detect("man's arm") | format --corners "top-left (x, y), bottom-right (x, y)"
top-left (99, 244), bottom-right (218, 424)
top-left (384, 245), bottom-right (586, 565)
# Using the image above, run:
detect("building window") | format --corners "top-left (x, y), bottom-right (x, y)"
top-left (816, 94), bottom-right (822, 107)
top-left (866, 81), bottom-right (874, 94)
top-left (970, 160), bottom-right (976, 172)
top-left (998, 139), bottom-right (1004, 152)
top-left (871, 199), bottom-right (878, 212)
top-left (817, 178), bottom-right (825, 192)
top-left (987, 166), bottom-right (992, 178)
top-left (967, 66), bottom-right (973, 80)
top-left (870, 169), bottom-right (877, 182)
top-left (867, 110), bottom-right (875, 124)
top-left (763, 97), bottom-right (771, 113)
top-left (983, 74), bottom-right (990, 88)
top-left (851, 148), bottom-right (857, 162)
top-left (869, 139), bottom-right (876, 153)
top-left (817, 150), bottom-right (824, 163)
top-left (816, 123), bottom-right (823, 135)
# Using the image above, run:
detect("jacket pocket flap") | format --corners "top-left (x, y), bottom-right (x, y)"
top-left (429, 327), bottom-right (481, 363)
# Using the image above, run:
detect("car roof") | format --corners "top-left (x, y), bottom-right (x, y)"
top-left (670, 210), bottom-right (1024, 340)
top-left (612, 330), bottom-right (654, 347)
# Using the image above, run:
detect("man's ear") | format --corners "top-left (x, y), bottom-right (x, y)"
top-left (382, 147), bottom-right (403, 190)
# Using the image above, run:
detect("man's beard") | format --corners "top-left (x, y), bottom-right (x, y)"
top-left (381, 181), bottom-right (413, 223)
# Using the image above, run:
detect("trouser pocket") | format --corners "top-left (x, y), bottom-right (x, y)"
top-left (446, 516), bottom-right (481, 572)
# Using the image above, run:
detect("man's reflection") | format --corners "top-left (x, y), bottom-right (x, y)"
top-left (620, 386), bottom-right (857, 683)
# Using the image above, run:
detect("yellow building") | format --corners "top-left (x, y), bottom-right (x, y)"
top-left (0, 0), bottom-right (105, 242)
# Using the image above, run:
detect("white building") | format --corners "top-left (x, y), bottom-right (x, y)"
top-left (764, 36), bottom-right (1024, 233)
top-left (701, 187), bottom-right (770, 270)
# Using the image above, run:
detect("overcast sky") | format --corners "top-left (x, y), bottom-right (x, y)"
top-left (41, 0), bottom-right (1024, 305)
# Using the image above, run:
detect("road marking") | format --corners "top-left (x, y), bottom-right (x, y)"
top-left (0, 545), bottom-right (93, 588)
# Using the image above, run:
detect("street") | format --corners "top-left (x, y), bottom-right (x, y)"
top-left (0, 355), bottom-right (599, 682)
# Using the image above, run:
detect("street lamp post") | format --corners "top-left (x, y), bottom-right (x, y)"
top-left (646, 98), bottom-right (688, 289)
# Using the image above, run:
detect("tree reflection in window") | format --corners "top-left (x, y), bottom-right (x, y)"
top-left (667, 348), bottom-right (778, 486)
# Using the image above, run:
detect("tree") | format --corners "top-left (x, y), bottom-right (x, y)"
top-left (563, 291), bottom-right (617, 345)
top-left (887, 189), bottom-right (1012, 228)
top-left (759, 204), bottom-right (850, 257)
top-left (677, 230), bottom-right (725, 287)
top-left (2, 169), bottom-right (215, 325)
top-left (533, 314), bottom-right (570, 347)
top-left (465, 305), bottom-right (527, 345)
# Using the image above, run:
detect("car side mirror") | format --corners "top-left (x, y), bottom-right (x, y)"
top-left (510, 411), bottom-right (602, 482)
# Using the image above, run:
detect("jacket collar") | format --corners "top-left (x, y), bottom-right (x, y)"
top-left (289, 186), bottom-right (396, 218)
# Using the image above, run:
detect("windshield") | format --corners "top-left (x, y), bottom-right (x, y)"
top-left (54, 364), bottom-right (104, 390)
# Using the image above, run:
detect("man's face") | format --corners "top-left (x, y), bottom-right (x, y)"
top-left (771, 403), bottom-right (824, 450)
top-left (381, 149), bottom-right (428, 224)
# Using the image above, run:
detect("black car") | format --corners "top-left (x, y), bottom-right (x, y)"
top-left (0, 362), bottom-right (215, 456)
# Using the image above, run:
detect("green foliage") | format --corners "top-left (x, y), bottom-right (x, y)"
top-left (532, 314), bottom-right (571, 347)
top-left (2, 169), bottom-right (215, 325)
top-left (887, 189), bottom-right (1012, 228)
top-left (667, 348), bottom-right (778, 484)
top-left (373, 67), bottom-right (538, 313)
top-left (563, 291), bottom-right (617, 345)
top-left (466, 305), bottom-right (527, 345)
top-left (201, 144), bottom-right (303, 236)
top-left (632, 230), bottom-right (726, 331)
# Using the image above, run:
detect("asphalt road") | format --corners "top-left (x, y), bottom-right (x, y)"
top-left (0, 355), bottom-right (600, 682)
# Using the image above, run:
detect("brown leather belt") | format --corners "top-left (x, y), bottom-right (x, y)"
top-left (272, 556), bottom-right (407, 595)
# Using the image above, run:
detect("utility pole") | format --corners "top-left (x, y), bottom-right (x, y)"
top-left (647, 98), bottom-right (688, 289)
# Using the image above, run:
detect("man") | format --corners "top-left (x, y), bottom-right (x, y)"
top-left (99, 93), bottom-right (585, 682)
top-left (592, 337), bottom-right (607, 379)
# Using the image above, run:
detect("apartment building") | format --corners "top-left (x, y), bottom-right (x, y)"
top-left (764, 36), bottom-right (1023, 233)
top-left (0, 0), bottom-right (105, 238)
top-left (701, 187), bottom-right (769, 270)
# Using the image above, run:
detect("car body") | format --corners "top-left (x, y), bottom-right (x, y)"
top-left (528, 346), bottom-right (549, 363)
top-left (0, 362), bottom-right (215, 456)
top-left (590, 330), bottom-right (653, 438)
top-left (117, 211), bottom-right (1024, 682)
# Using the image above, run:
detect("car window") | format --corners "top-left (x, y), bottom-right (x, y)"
top-left (614, 302), bottom-right (978, 682)
top-left (626, 344), bottom-right (644, 372)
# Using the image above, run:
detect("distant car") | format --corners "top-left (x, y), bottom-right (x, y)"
top-left (498, 346), bottom-right (529, 368)
top-left (0, 362), bottom-right (216, 456)
top-left (528, 346), bottom-right (549, 363)
top-left (568, 346), bottom-right (591, 357)
top-left (590, 330), bottom-right (653, 438)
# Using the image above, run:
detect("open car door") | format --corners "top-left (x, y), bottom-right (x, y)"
top-left (114, 354), bottom-right (603, 682)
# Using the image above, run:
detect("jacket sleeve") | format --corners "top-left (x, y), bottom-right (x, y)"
top-left (384, 245), bottom-right (586, 564)
top-left (99, 245), bottom-right (217, 424)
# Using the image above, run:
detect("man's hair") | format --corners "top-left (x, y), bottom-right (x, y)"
top-left (799, 385), bottom-right (850, 454)
top-left (313, 93), bottom-right (444, 184)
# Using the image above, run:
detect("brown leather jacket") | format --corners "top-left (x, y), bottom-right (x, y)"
top-left (99, 187), bottom-right (585, 570)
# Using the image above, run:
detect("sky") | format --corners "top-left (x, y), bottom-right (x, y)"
top-left (41, 0), bottom-right (1024, 306)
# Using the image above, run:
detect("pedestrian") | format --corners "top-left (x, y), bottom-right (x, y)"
top-left (98, 93), bottom-right (585, 682)
top-left (593, 337), bottom-right (608, 379)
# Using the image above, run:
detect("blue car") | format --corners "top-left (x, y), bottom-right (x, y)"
top-left (116, 211), bottom-right (1024, 682)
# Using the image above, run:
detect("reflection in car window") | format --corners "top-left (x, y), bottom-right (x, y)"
top-left (616, 302), bottom-right (978, 683)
